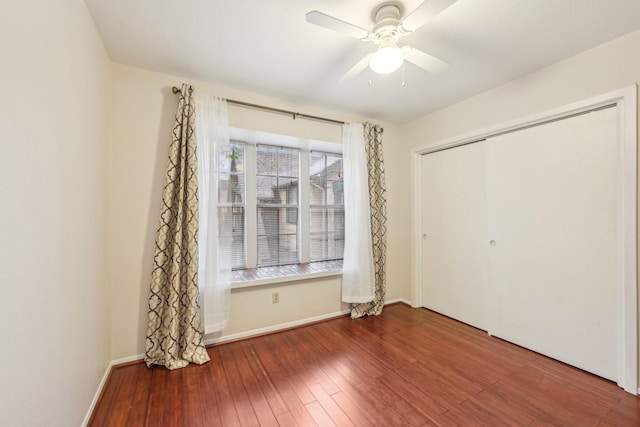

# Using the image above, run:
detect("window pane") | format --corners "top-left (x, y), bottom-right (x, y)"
top-left (311, 233), bottom-right (345, 260)
top-left (310, 208), bottom-right (344, 261)
top-left (256, 145), bottom-right (277, 175)
top-left (218, 142), bottom-right (245, 174)
top-left (219, 206), bottom-right (246, 269)
top-left (218, 142), bottom-right (245, 204)
top-left (257, 146), bottom-right (298, 175)
top-left (219, 142), bottom-right (245, 269)
top-left (277, 148), bottom-right (299, 177)
top-left (310, 152), bottom-right (344, 262)
top-left (257, 207), bottom-right (298, 266)
top-left (256, 176), bottom-right (278, 202)
top-left (256, 145), bottom-right (300, 266)
top-left (283, 181), bottom-right (298, 204)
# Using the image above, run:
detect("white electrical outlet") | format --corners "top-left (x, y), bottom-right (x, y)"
top-left (272, 291), bottom-right (280, 304)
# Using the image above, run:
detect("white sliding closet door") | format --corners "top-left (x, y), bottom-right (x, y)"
top-left (421, 142), bottom-right (488, 330)
top-left (486, 107), bottom-right (619, 381)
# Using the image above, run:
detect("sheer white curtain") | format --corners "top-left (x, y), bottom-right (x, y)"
top-left (194, 93), bottom-right (231, 333)
top-left (341, 122), bottom-right (375, 303)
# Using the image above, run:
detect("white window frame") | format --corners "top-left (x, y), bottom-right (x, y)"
top-left (230, 127), bottom-right (343, 272)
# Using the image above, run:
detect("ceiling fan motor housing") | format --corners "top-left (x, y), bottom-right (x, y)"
top-left (371, 3), bottom-right (403, 44)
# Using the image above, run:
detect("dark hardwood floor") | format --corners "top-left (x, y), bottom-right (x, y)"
top-left (89, 304), bottom-right (640, 426)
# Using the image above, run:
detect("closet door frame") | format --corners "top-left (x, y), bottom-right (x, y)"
top-left (411, 86), bottom-right (637, 394)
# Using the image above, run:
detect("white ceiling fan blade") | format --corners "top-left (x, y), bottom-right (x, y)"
top-left (401, 45), bottom-right (449, 75)
top-left (401, 0), bottom-right (457, 33)
top-left (339, 54), bottom-right (373, 82)
top-left (306, 11), bottom-right (371, 40)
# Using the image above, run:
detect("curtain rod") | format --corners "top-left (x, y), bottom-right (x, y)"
top-left (172, 86), bottom-right (345, 126)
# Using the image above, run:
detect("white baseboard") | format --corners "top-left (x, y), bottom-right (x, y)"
top-left (204, 308), bottom-right (351, 346)
top-left (83, 297), bottom-right (414, 425)
top-left (386, 297), bottom-right (412, 306)
top-left (205, 298), bottom-right (412, 346)
top-left (111, 353), bottom-right (146, 366)
top-left (82, 360), bottom-right (114, 427)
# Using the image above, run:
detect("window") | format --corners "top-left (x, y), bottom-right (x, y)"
top-left (310, 152), bottom-right (344, 261)
top-left (256, 145), bottom-right (299, 266)
top-left (223, 137), bottom-right (344, 272)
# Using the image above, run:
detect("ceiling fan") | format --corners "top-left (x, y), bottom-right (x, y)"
top-left (305, 0), bottom-right (457, 80)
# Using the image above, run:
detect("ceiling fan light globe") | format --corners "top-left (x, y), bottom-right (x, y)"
top-left (369, 45), bottom-right (404, 74)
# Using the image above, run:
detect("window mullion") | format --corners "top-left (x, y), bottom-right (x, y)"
top-left (300, 151), bottom-right (310, 263)
top-left (245, 143), bottom-right (258, 268)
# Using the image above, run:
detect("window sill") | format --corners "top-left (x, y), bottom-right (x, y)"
top-left (231, 260), bottom-right (343, 289)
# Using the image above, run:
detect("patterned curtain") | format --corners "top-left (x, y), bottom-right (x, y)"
top-left (145, 84), bottom-right (210, 369)
top-left (351, 123), bottom-right (387, 318)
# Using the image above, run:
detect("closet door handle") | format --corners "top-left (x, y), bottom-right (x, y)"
top-left (490, 240), bottom-right (497, 247)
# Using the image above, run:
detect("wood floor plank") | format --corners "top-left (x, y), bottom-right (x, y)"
top-left (207, 349), bottom-right (242, 427)
top-left (462, 388), bottom-right (539, 426)
top-left (181, 365), bottom-right (210, 427)
top-left (492, 377), bottom-right (603, 426)
top-left (309, 322), bottom-right (388, 379)
top-left (337, 376), bottom-right (408, 426)
top-left (89, 305), bottom-right (640, 427)
top-left (305, 400), bottom-right (337, 427)
top-left (330, 390), bottom-right (381, 427)
top-left (393, 360), bottom-right (474, 410)
top-left (442, 399), bottom-right (517, 427)
top-left (144, 367), bottom-right (168, 426)
top-left (508, 364), bottom-right (610, 419)
top-left (365, 376), bottom-right (432, 426)
top-left (286, 330), bottom-right (403, 426)
top-left (339, 320), bottom-right (414, 369)
top-left (252, 342), bottom-right (315, 410)
top-left (278, 334), bottom-right (334, 405)
top-left (272, 377), bottom-right (318, 427)
top-left (297, 327), bottom-right (369, 388)
top-left (162, 366), bottom-right (184, 426)
top-left (376, 370), bottom-right (449, 419)
top-left (610, 395), bottom-right (640, 421)
top-left (126, 362), bottom-right (152, 426)
top-left (600, 406), bottom-right (640, 426)
top-left (307, 382), bottom-right (355, 427)
top-left (247, 347), bottom-right (318, 426)
top-left (228, 344), bottom-right (279, 427)
top-left (274, 411), bottom-right (298, 427)
top-left (241, 342), bottom-right (289, 416)
top-left (217, 344), bottom-right (259, 427)
top-left (193, 360), bottom-right (223, 426)
top-left (282, 330), bottom-right (341, 395)
top-left (181, 385), bottom-right (204, 427)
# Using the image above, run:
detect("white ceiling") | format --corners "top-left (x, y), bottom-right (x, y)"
top-left (85, 0), bottom-right (640, 124)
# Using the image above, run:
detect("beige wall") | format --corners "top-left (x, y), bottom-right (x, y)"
top-left (110, 64), bottom-right (409, 359)
top-left (0, 0), bottom-right (112, 425)
top-left (402, 29), bottom-right (640, 376)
